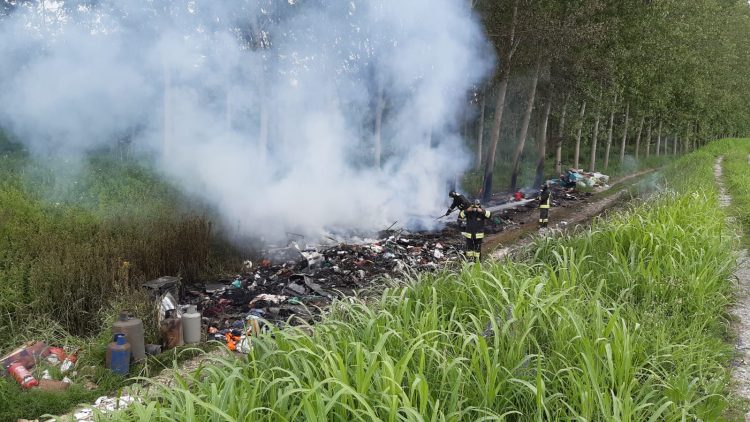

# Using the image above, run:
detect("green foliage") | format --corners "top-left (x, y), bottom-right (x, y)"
top-left (0, 153), bottom-right (244, 349)
top-left (471, 0), bottom-right (750, 190)
top-left (717, 139), bottom-right (750, 239)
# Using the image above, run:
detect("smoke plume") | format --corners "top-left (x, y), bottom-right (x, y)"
top-left (0, 0), bottom-right (493, 241)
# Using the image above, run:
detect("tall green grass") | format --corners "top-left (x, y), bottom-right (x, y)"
top-left (0, 148), bottom-right (250, 421)
top-left (111, 145), bottom-right (737, 420)
top-left (718, 139), bottom-right (750, 239)
top-left (0, 151), bottom-right (245, 347)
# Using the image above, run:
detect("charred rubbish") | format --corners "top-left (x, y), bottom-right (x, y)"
top-left (147, 182), bottom-right (598, 353)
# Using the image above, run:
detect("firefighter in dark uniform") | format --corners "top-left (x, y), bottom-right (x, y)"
top-left (445, 191), bottom-right (471, 217)
top-left (459, 199), bottom-right (491, 261)
top-left (538, 184), bottom-right (551, 229)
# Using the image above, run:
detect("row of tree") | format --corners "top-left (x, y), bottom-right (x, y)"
top-left (471, 0), bottom-right (750, 200)
top-left (2, 1), bottom-right (749, 200)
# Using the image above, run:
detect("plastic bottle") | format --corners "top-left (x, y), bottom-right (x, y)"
top-left (8, 362), bottom-right (38, 389)
top-left (105, 333), bottom-right (131, 376)
top-left (60, 351), bottom-right (78, 373)
top-left (112, 311), bottom-right (145, 362)
top-left (160, 309), bottom-right (183, 350)
top-left (182, 305), bottom-right (202, 344)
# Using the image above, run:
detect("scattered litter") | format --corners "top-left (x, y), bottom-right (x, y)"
top-left (158, 292), bottom-right (179, 324)
top-left (73, 395), bottom-right (138, 421)
top-left (145, 344), bottom-right (162, 356)
top-left (38, 379), bottom-right (70, 391)
top-left (1, 341), bottom-right (49, 370)
top-left (167, 184), bottom-right (589, 351)
top-left (243, 260), bottom-right (253, 271)
top-left (60, 350), bottom-right (78, 373)
top-left (8, 362), bottom-right (38, 389)
top-left (46, 347), bottom-right (66, 365)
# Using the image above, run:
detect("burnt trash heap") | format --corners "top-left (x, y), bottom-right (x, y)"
top-left (159, 179), bottom-right (597, 352)
top-left (184, 230), bottom-right (469, 345)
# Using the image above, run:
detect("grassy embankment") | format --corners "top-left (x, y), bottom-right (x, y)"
top-left (0, 139), bottom-right (245, 421)
top-left (110, 144), bottom-right (740, 420)
top-left (721, 140), bottom-right (750, 245)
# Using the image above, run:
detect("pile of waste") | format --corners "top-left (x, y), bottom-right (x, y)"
top-left (71, 395), bottom-right (139, 422)
top-left (549, 168), bottom-right (610, 190)
top-left (181, 229), bottom-right (470, 349)
top-left (1, 341), bottom-right (79, 391)
top-left (181, 187), bottom-right (592, 353)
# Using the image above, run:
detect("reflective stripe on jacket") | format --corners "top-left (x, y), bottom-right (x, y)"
top-left (539, 191), bottom-right (551, 209)
top-left (459, 206), bottom-right (491, 235)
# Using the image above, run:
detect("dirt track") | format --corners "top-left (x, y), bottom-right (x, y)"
top-left (484, 168), bottom-right (658, 257)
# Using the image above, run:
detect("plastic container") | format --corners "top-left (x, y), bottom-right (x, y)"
top-left (60, 351), bottom-right (78, 373)
top-left (106, 333), bottom-right (131, 376)
top-left (8, 362), bottom-right (38, 389)
top-left (112, 311), bottom-right (145, 362)
top-left (1, 341), bottom-right (49, 370)
top-left (46, 347), bottom-right (66, 365)
top-left (160, 309), bottom-right (183, 350)
top-left (182, 305), bottom-right (202, 344)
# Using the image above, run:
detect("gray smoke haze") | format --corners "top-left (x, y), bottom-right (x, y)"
top-left (0, 0), bottom-right (493, 241)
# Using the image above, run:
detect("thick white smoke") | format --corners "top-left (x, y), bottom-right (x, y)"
top-left (0, 0), bottom-right (493, 241)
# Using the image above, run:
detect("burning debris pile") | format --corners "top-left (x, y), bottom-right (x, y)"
top-left (183, 229), bottom-right (467, 347)
top-left (162, 181), bottom-right (596, 352)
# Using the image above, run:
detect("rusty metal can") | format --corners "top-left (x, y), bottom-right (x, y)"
top-left (8, 362), bottom-right (38, 389)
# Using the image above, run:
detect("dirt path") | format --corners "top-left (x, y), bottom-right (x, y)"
top-left (720, 156), bottom-right (750, 419)
top-left (486, 168), bottom-right (657, 259)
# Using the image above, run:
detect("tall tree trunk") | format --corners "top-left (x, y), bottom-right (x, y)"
top-left (684, 124), bottom-right (690, 155)
top-left (254, 49), bottom-right (270, 162)
top-left (634, 115), bottom-right (644, 159)
top-left (534, 94), bottom-right (553, 188)
top-left (554, 93), bottom-right (570, 174)
top-left (225, 80), bottom-right (233, 131)
top-left (645, 121), bottom-right (652, 158)
top-left (655, 120), bottom-right (662, 157)
top-left (476, 86), bottom-right (486, 170)
top-left (509, 56), bottom-right (542, 192)
top-left (619, 103), bottom-right (630, 164)
top-left (251, 14), bottom-right (270, 163)
top-left (574, 101), bottom-right (586, 169)
top-left (373, 81), bottom-right (385, 168)
top-left (590, 101), bottom-right (602, 172)
top-left (482, 0), bottom-right (519, 202)
top-left (673, 133), bottom-right (678, 155)
top-left (259, 94), bottom-right (269, 162)
top-left (604, 92), bottom-right (618, 170)
top-left (163, 61), bottom-right (172, 159)
top-left (482, 70), bottom-right (511, 202)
